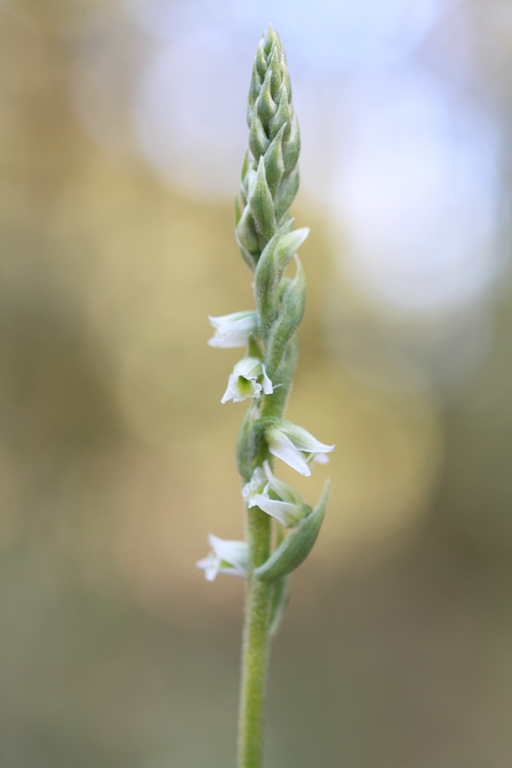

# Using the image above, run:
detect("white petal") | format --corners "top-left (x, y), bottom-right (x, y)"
top-left (208, 312), bottom-right (257, 348)
top-left (277, 421), bottom-right (335, 454)
top-left (252, 494), bottom-right (303, 527)
top-left (221, 372), bottom-right (262, 403)
top-left (261, 365), bottom-right (274, 395)
top-left (242, 467), bottom-right (267, 505)
top-left (233, 357), bottom-right (262, 379)
top-left (313, 453), bottom-right (330, 464)
top-left (208, 534), bottom-right (248, 573)
top-left (196, 552), bottom-right (220, 582)
top-left (266, 428), bottom-right (311, 476)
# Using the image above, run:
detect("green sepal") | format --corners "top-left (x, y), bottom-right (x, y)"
top-left (255, 37), bottom-right (267, 80)
top-left (269, 83), bottom-right (290, 140)
top-left (249, 115), bottom-right (270, 160)
top-left (268, 47), bottom-right (283, 99)
top-left (274, 164), bottom-right (300, 223)
top-left (282, 59), bottom-right (292, 103)
top-left (248, 157), bottom-right (276, 246)
top-left (282, 114), bottom-right (300, 174)
top-left (249, 66), bottom-right (262, 106)
top-left (264, 123), bottom-right (286, 198)
top-left (256, 69), bottom-right (277, 127)
top-left (274, 229), bottom-right (309, 273)
top-left (255, 480), bottom-right (330, 583)
top-left (263, 26), bottom-right (273, 56)
top-left (268, 574), bottom-right (291, 639)
top-left (236, 204), bottom-right (260, 256)
top-left (265, 256), bottom-right (306, 378)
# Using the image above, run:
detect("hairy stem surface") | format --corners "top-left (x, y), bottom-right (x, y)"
top-left (237, 507), bottom-right (272, 768)
top-left (237, 363), bottom-right (294, 767)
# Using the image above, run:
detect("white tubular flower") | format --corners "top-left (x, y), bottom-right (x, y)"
top-left (265, 420), bottom-right (335, 477)
top-left (196, 534), bottom-right (248, 582)
top-left (249, 461), bottom-right (308, 527)
top-left (221, 357), bottom-right (273, 403)
top-left (208, 311), bottom-right (258, 348)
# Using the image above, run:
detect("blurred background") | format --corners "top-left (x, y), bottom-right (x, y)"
top-left (2, 1), bottom-right (512, 766)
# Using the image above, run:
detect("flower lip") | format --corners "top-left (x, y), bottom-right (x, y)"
top-left (208, 311), bottom-right (258, 348)
top-left (221, 357), bottom-right (273, 403)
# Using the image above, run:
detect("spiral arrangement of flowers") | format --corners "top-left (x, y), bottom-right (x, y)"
top-left (197, 27), bottom-right (334, 768)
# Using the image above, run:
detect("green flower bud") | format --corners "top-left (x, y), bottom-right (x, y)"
top-left (265, 257), bottom-right (306, 377)
top-left (263, 123), bottom-right (286, 198)
top-left (254, 225), bottom-right (309, 342)
top-left (237, 25), bottom-right (301, 265)
top-left (248, 157), bottom-right (276, 246)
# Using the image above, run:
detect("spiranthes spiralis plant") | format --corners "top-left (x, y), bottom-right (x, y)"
top-left (197, 25), bottom-right (334, 768)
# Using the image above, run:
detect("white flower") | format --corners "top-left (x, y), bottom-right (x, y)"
top-left (208, 311), bottom-right (258, 348)
top-left (196, 534), bottom-right (248, 582)
top-left (248, 461), bottom-right (308, 527)
top-left (265, 419), bottom-right (335, 476)
top-left (242, 466), bottom-right (267, 506)
top-left (221, 357), bottom-right (273, 403)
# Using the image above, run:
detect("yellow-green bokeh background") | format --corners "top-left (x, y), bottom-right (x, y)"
top-left (3, 3), bottom-right (512, 766)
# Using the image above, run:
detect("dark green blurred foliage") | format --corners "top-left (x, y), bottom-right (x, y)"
top-left (2, 3), bottom-right (512, 767)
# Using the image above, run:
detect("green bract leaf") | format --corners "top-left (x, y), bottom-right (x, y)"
top-left (255, 481), bottom-right (330, 582)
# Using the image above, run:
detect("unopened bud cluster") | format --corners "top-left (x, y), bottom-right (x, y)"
top-left (197, 26), bottom-right (333, 633)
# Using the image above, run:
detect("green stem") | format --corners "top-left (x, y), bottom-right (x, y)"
top-left (237, 340), bottom-right (297, 767)
top-left (237, 507), bottom-right (272, 768)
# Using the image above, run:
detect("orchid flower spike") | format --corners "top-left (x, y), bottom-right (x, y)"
top-left (208, 311), bottom-right (258, 348)
top-left (248, 461), bottom-right (309, 527)
top-left (200, 29), bottom-right (335, 762)
top-left (221, 357), bottom-right (273, 403)
top-left (196, 534), bottom-right (248, 582)
top-left (265, 419), bottom-right (335, 476)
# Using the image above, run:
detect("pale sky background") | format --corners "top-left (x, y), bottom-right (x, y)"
top-left (73, 0), bottom-right (508, 388)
